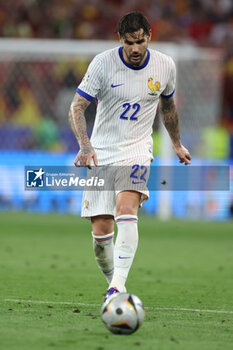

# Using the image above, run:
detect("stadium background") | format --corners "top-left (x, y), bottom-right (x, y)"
top-left (0, 0), bottom-right (233, 220)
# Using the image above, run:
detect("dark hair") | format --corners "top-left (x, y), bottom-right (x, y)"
top-left (117, 11), bottom-right (150, 37)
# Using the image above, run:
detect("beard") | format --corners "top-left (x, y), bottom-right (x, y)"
top-left (125, 49), bottom-right (147, 67)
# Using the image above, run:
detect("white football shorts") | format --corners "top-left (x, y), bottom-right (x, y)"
top-left (81, 156), bottom-right (151, 218)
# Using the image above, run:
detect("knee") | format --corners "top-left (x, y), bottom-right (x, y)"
top-left (92, 228), bottom-right (111, 236)
top-left (91, 215), bottom-right (114, 236)
top-left (116, 191), bottom-right (140, 217)
top-left (116, 204), bottom-right (136, 217)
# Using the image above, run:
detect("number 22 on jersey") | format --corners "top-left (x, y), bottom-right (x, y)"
top-left (120, 103), bottom-right (141, 121)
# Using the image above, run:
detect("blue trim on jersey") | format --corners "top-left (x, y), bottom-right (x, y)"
top-left (76, 88), bottom-right (95, 102)
top-left (119, 47), bottom-right (150, 70)
top-left (161, 89), bottom-right (175, 99)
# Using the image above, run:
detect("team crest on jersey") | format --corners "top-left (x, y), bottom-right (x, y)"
top-left (84, 200), bottom-right (89, 209)
top-left (148, 77), bottom-right (161, 96)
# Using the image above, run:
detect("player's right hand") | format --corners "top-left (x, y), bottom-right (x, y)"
top-left (74, 145), bottom-right (98, 169)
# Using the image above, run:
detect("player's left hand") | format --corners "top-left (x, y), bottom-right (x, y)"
top-left (173, 144), bottom-right (191, 165)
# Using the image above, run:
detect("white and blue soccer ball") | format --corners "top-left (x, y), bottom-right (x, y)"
top-left (101, 293), bottom-right (145, 335)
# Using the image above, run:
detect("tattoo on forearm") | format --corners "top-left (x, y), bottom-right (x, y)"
top-left (69, 94), bottom-right (91, 150)
top-left (160, 97), bottom-right (181, 146)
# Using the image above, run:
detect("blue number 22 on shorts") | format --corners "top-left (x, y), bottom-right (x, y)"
top-left (130, 164), bottom-right (148, 184)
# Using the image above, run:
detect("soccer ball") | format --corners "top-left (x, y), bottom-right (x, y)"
top-left (101, 293), bottom-right (145, 335)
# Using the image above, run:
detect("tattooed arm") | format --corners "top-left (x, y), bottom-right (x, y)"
top-left (160, 96), bottom-right (191, 165)
top-left (69, 93), bottom-right (98, 168)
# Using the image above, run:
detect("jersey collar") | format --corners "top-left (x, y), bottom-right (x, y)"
top-left (119, 47), bottom-right (150, 70)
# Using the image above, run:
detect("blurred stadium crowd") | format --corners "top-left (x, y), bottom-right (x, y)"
top-left (0, 0), bottom-right (232, 45)
top-left (0, 0), bottom-right (232, 153)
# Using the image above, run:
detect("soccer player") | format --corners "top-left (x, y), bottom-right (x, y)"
top-left (69, 11), bottom-right (191, 300)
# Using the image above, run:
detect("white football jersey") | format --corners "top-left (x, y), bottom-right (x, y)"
top-left (77, 47), bottom-right (176, 165)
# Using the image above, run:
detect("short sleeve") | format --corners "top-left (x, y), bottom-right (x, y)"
top-left (161, 57), bottom-right (176, 98)
top-left (76, 56), bottom-right (102, 102)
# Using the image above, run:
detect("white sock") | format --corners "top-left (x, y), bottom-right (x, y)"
top-left (92, 232), bottom-right (114, 284)
top-left (109, 215), bottom-right (138, 292)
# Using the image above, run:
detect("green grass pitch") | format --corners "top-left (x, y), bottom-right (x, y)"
top-left (0, 212), bottom-right (232, 350)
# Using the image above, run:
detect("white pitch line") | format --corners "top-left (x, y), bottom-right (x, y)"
top-left (3, 299), bottom-right (100, 307)
top-left (145, 306), bottom-right (233, 315)
top-left (2, 299), bottom-right (233, 315)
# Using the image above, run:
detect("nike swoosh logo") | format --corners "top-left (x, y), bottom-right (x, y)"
top-left (119, 256), bottom-right (131, 259)
top-left (111, 83), bottom-right (124, 88)
top-left (132, 180), bottom-right (144, 185)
